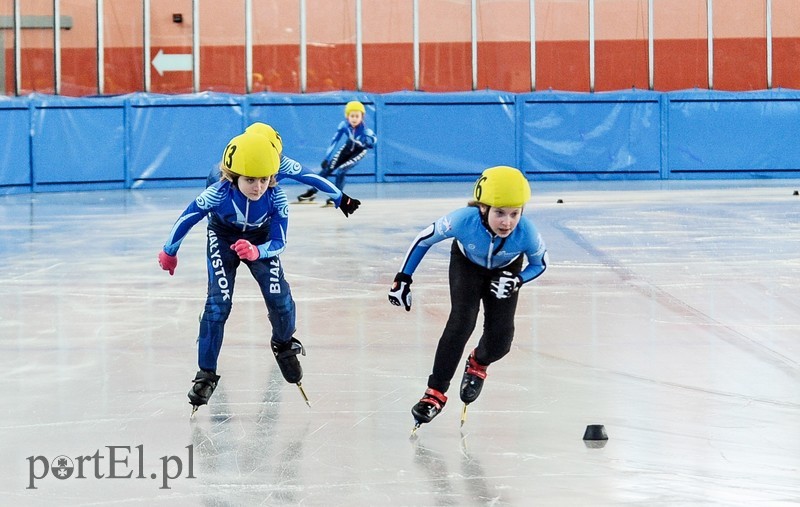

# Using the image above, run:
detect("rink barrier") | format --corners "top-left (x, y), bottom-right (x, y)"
top-left (1, 89), bottom-right (799, 193)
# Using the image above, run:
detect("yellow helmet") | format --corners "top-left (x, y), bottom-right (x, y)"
top-left (221, 132), bottom-right (280, 178)
top-left (245, 122), bottom-right (283, 155)
top-left (473, 166), bottom-right (531, 207)
top-left (344, 100), bottom-right (366, 117)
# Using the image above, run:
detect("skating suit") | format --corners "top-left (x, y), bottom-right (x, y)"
top-left (207, 154), bottom-right (344, 205)
top-left (398, 206), bottom-right (548, 393)
top-left (319, 121), bottom-right (377, 190)
top-left (163, 180), bottom-right (295, 372)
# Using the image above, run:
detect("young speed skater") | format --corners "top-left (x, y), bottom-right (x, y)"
top-left (296, 100), bottom-right (377, 206)
top-left (158, 131), bottom-right (310, 415)
top-left (206, 122), bottom-right (361, 217)
top-left (388, 166), bottom-right (548, 432)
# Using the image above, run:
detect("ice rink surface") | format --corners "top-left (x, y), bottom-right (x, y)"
top-left (1, 179), bottom-right (799, 506)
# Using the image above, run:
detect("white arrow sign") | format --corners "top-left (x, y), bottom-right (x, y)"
top-left (152, 49), bottom-right (193, 76)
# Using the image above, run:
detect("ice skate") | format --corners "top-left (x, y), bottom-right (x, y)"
top-left (410, 388), bottom-right (447, 435)
top-left (296, 189), bottom-right (317, 203)
top-left (322, 198), bottom-right (335, 208)
top-left (188, 370), bottom-right (220, 416)
top-left (459, 350), bottom-right (488, 426)
top-left (271, 337), bottom-right (311, 406)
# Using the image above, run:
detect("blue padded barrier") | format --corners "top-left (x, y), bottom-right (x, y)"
top-left (666, 89), bottom-right (800, 179)
top-left (377, 91), bottom-right (517, 181)
top-left (247, 92), bottom-right (376, 185)
top-left (127, 92), bottom-right (244, 189)
top-left (30, 94), bottom-right (126, 192)
top-left (0, 96), bottom-right (31, 192)
top-left (519, 90), bottom-right (663, 180)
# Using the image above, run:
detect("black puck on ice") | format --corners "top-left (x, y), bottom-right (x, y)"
top-left (793, 190), bottom-right (799, 196)
top-left (583, 424), bottom-right (608, 441)
top-left (556, 199), bottom-right (564, 204)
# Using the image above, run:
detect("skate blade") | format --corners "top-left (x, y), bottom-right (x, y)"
top-left (190, 405), bottom-right (199, 418)
top-left (297, 382), bottom-right (311, 407)
top-left (460, 404), bottom-right (468, 427)
top-left (410, 421), bottom-right (422, 437)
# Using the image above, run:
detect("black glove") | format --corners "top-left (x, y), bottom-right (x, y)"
top-left (388, 272), bottom-right (413, 311)
top-left (321, 159), bottom-right (329, 170)
top-left (490, 271), bottom-right (521, 299)
top-left (338, 193), bottom-right (361, 217)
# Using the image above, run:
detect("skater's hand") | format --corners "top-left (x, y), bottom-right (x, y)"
top-left (320, 159), bottom-right (329, 170)
top-left (389, 272), bottom-right (413, 311)
top-left (158, 250), bottom-right (177, 276)
top-left (490, 271), bottom-right (521, 299)
top-left (231, 239), bottom-right (260, 261)
top-left (338, 193), bottom-right (361, 217)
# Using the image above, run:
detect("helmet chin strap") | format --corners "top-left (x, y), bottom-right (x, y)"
top-left (478, 205), bottom-right (494, 235)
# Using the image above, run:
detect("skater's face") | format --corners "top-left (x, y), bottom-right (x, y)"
top-left (237, 176), bottom-right (273, 201)
top-left (484, 205), bottom-right (523, 238)
top-left (347, 111), bottom-right (363, 128)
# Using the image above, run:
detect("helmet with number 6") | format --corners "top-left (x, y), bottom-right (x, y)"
top-left (473, 166), bottom-right (531, 208)
top-left (244, 122), bottom-right (283, 155)
top-left (220, 132), bottom-right (280, 178)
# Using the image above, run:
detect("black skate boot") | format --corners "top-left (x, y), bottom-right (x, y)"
top-left (297, 188), bottom-right (317, 202)
top-left (188, 370), bottom-right (220, 415)
top-left (411, 388), bottom-right (448, 433)
top-left (459, 349), bottom-right (488, 404)
top-left (271, 337), bottom-right (305, 384)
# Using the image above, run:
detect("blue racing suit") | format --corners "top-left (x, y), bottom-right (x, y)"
top-left (163, 180), bottom-right (295, 372)
top-left (319, 121), bottom-right (377, 190)
top-left (207, 153), bottom-right (345, 206)
top-left (398, 205), bottom-right (548, 393)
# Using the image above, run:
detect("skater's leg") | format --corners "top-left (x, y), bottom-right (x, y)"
top-left (426, 242), bottom-right (487, 394)
top-left (333, 146), bottom-right (367, 190)
top-left (475, 257), bottom-right (524, 365)
top-left (198, 228), bottom-right (239, 372)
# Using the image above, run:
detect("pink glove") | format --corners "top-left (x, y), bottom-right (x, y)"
top-left (158, 250), bottom-right (177, 275)
top-left (231, 239), bottom-right (259, 261)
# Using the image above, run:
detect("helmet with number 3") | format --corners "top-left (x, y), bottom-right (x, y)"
top-left (473, 166), bottom-right (531, 208)
top-left (245, 122), bottom-right (283, 155)
top-left (221, 132), bottom-right (280, 178)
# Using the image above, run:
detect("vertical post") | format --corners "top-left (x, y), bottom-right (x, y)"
top-left (588, 0), bottom-right (595, 93)
top-left (707, 0), bottom-right (713, 89)
top-left (648, 0), bottom-right (654, 90)
top-left (245, 0), bottom-right (253, 93)
top-left (54, 0), bottom-right (61, 94)
top-left (470, 0), bottom-right (477, 90)
top-left (143, 0), bottom-right (151, 92)
top-left (97, 0), bottom-right (104, 94)
top-left (530, 0), bottom-right (536, 91)
top-left (192, 0), bottom-right (199, 93)
top-left (413, 0), bottom-right (419, 90)
top-left (766, 0), bottom-right (772, 89)
top-left (356, 0), bottom-right (363, 91)
top-left (299, 0), bottom-right (307, 92)
top-left (13, 0), bottom-right (21, 95)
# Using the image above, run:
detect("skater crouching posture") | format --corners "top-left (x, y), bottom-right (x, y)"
top-left (297, 101), bottom-right (376, 206)
top-left (158, 131), bottom-right (309, 414)
top-left (388, 166), bottom-right (548, 430)
top-left (207, 122), bottom-right (361, 217)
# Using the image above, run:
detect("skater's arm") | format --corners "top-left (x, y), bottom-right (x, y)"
top-left (162, 185), bottom-right (222, 255)
top-left (398, 214), bottom-right (453, 275)
top-left (323, 122), bottom-right (347, 162)
top-left (517, 222), bottom-right (548, 284)
top-left (275, 154), bottom-right (343, 203)
top-left (256, 188), bottom-right (289, 258)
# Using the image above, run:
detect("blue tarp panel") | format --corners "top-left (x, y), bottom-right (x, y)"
top-left (667, 89), bottom-right (800, 178)
top-left (247, 92), bottom-right (376, 184)
top-left (30, 94), bottom-right (126, 191)
top-left (377, 91), bottom-right (517, 181)
top-left (520, 90), bottom-right (662, 180)
top-left (0, 96), bottom-right (30, 192)
top-left (127, 92), bottom-right (244, 188)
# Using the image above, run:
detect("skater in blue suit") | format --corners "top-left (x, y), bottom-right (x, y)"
top-left (207, 122), bottom-right (361, 217)
top-left (296, 101), bottom-right (377, 206)
top-left (159, 131), bottom-right (309, 414)
top-left (388, 166), bottom-right (548, 431)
